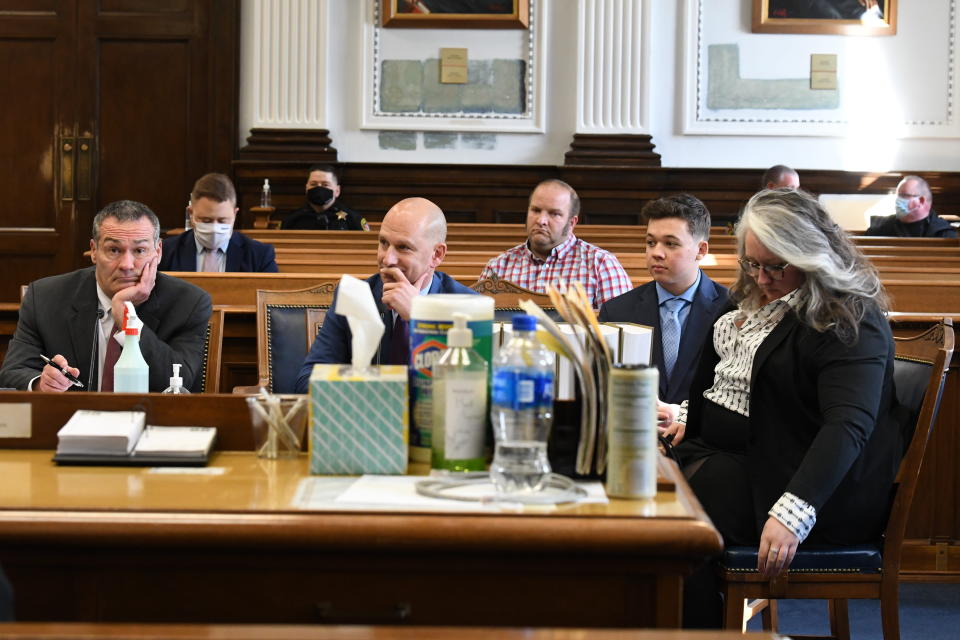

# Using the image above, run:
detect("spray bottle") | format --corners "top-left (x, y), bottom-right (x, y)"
top-left (113, 301), bottom-right (149, 393)
top-left (162, 363), bottom-right (190, 394)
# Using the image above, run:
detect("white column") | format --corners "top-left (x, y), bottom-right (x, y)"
top-left (240, 0), bottom-right (328, 132)
top-left (576, 0), bottom-right (649, 133)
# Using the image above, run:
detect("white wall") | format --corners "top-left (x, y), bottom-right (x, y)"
top-left (239, 0), bottom-right (960, 171)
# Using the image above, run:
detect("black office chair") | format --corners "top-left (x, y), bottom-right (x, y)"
top-left (719, 319), bottom-right (954, 640)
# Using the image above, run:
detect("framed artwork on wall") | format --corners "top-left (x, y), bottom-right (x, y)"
top-left (752, 0), bottom-right (897, 36)
top-left (381, 0), bottom-right (530, 29)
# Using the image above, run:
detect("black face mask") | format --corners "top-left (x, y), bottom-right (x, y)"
top-left (307, 186), bottom-right (334, 206)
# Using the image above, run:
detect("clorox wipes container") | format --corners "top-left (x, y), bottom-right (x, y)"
top-left (408, 294), bottom-right (494, 463)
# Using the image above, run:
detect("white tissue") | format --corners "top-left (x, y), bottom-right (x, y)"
top-left (335, 274), bottom-right (386, 368)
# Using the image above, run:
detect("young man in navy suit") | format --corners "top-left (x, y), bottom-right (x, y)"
top-left (159, 173), bottom-right (279, 273)
top-left (599, 194), bottom-right (729, 404)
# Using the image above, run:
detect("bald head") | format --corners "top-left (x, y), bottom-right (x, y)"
top-left (383, 197), bottom-right (447, 244)
top-left (378, 197), bottom-right (449, 287)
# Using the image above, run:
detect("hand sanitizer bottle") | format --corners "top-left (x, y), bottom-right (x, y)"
top-left (162, 363), bottom-right (190, 394)
top-left (260, 179), bottom-right (271, 207)
top-left (114, 301), bottom-right (149, 393)
top-left (431, 312), bottom-right (488, 472)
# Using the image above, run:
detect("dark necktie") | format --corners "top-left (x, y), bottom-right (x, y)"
top-left (100, 325), bottom-right (122, 392)
top-left (388, 313), bottom-right (410, 366)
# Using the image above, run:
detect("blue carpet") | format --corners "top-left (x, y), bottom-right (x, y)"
top-left (745, 582), bottom-right (960, 639)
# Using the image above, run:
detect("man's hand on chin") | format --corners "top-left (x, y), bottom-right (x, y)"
top-left (111, 257), bottom-right (158, 325)
top-left (380, 267), bottom-right (431, 321)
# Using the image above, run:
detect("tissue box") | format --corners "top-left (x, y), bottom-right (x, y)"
top-left (308, 364), bottom-right (408, 474)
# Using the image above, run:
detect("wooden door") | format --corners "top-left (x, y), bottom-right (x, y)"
top-left (0, 0), bottom-right (237, 302)
top-left (0, 0), bottom-right (79, 297)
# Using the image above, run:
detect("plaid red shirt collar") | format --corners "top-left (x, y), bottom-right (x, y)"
top-left (523, 232), bottom-right (578, 264)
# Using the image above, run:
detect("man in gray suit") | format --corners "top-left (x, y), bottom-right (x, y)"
top-left (0, 200), bottom-right (212, 392)
top-left (599, 194), bottom-right (729, 404)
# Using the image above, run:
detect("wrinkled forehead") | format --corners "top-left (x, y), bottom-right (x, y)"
top-left (98, 218), bottom-right (157, 245)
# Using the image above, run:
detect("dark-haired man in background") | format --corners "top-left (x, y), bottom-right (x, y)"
top-left (761, 165), bottom-right (800, 191)
top-left (599, 194), bottom-right (729, 404)
top-left (281, 164), bottom-right (369, 231)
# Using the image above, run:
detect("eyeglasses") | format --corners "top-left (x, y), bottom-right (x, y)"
top-left (738, 257), bottom-right (789, 281)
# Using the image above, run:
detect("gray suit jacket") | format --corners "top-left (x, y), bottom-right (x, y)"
top-left (598, 273), bottom-right (729, 404)
top-left (0, 267), bottom-right (212, 392)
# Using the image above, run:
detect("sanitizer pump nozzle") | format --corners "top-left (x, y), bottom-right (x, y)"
top-left (162, 363), bottom-right (190, 394)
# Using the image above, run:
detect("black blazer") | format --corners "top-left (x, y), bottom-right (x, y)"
top-left (865, 211), bottom-right (957, 238)
top-left (0, 267), bottom-right (212, 392)
top-left (159, 230), bottom-right (279, 272)
top-left (683, 305), bottom-right (901, 544)
top-left (598, 273), bottom-right (729, 404)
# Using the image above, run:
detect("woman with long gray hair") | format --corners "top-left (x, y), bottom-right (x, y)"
top-left (665, 189), bottom-right (901, 627)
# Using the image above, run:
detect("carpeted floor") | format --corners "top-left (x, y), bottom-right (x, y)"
top-left (745, 582), bottom-right (960, 639)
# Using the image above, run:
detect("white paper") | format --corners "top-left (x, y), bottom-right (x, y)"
top-left (614, 323), bottom-right (653, 366)
top-left (293, 475), bottom-right (609, 512)
top-left (133, 426), bottom-right (216, 457)
top-left (56, 410), bottom-right (146, 455)
top-left (0, 403), bottom-right (31, 438)
top-left (556, 324), bottom-right (585, 401)
top-left (335, 274), bottom-right (386, 368)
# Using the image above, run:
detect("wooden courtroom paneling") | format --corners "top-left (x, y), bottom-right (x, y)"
top-left (0, 0), bottom-right (238, 303)
top-left (232, 159), bottom-right (960, 230)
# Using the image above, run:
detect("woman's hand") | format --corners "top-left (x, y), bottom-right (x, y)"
top-left (757, 517), bottom-right (800, 578)
top-left (656, 401), bottom-right (686, 445)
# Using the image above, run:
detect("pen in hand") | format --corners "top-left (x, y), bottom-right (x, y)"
top-left (39, 354), bottom-right (84, 388)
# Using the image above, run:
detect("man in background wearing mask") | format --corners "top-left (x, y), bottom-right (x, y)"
top-left (865, 175), bottom-right (957, 238)
top-left (281, 164), bottom-right (369, 231)
top-left (159, 173), bottom-right (279, 272)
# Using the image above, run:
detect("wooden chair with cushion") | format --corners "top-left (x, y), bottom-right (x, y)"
top-left (235, 283), bottom-right (337, 394)
top-left (719, 319), bottom-right (955, 640)
top-left (196, 308), bottom-right (224, 393)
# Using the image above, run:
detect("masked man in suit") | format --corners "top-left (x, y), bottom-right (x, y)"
top-left (599, 194), bottom-right (729, 404)
top-left (294, 197), bottom-right (476, 393)
top-left (159, 173), bottom-right (278, 272)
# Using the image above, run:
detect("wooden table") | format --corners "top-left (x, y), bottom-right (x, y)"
top-left (0, 392), bottom-right (722, 628)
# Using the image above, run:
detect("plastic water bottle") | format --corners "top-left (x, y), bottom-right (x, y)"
top-left (113, 302), bottom-right (149, 393)
top-left (260, 179), bottom-right (271, 207)
top-left (162, 363), bottom-right (190, 394)
top-left (184, 195), bottom-right (192, 230)
top-left (490, 314), bottom-right (555, 493)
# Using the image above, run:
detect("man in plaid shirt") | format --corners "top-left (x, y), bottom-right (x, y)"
top-left (479, 179), bottom-right (632, 308)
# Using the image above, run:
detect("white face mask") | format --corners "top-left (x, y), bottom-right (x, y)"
top-left (193, 221), bottom-right (232, 249)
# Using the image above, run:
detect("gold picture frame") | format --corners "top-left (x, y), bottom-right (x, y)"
top-left (752, 0), bottom-right (897, 36)
top-left (381, 0), bottom-right (530, 29)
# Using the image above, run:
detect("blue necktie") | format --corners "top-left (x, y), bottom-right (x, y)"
top-left (661, 297), bottom-right (684, 379)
